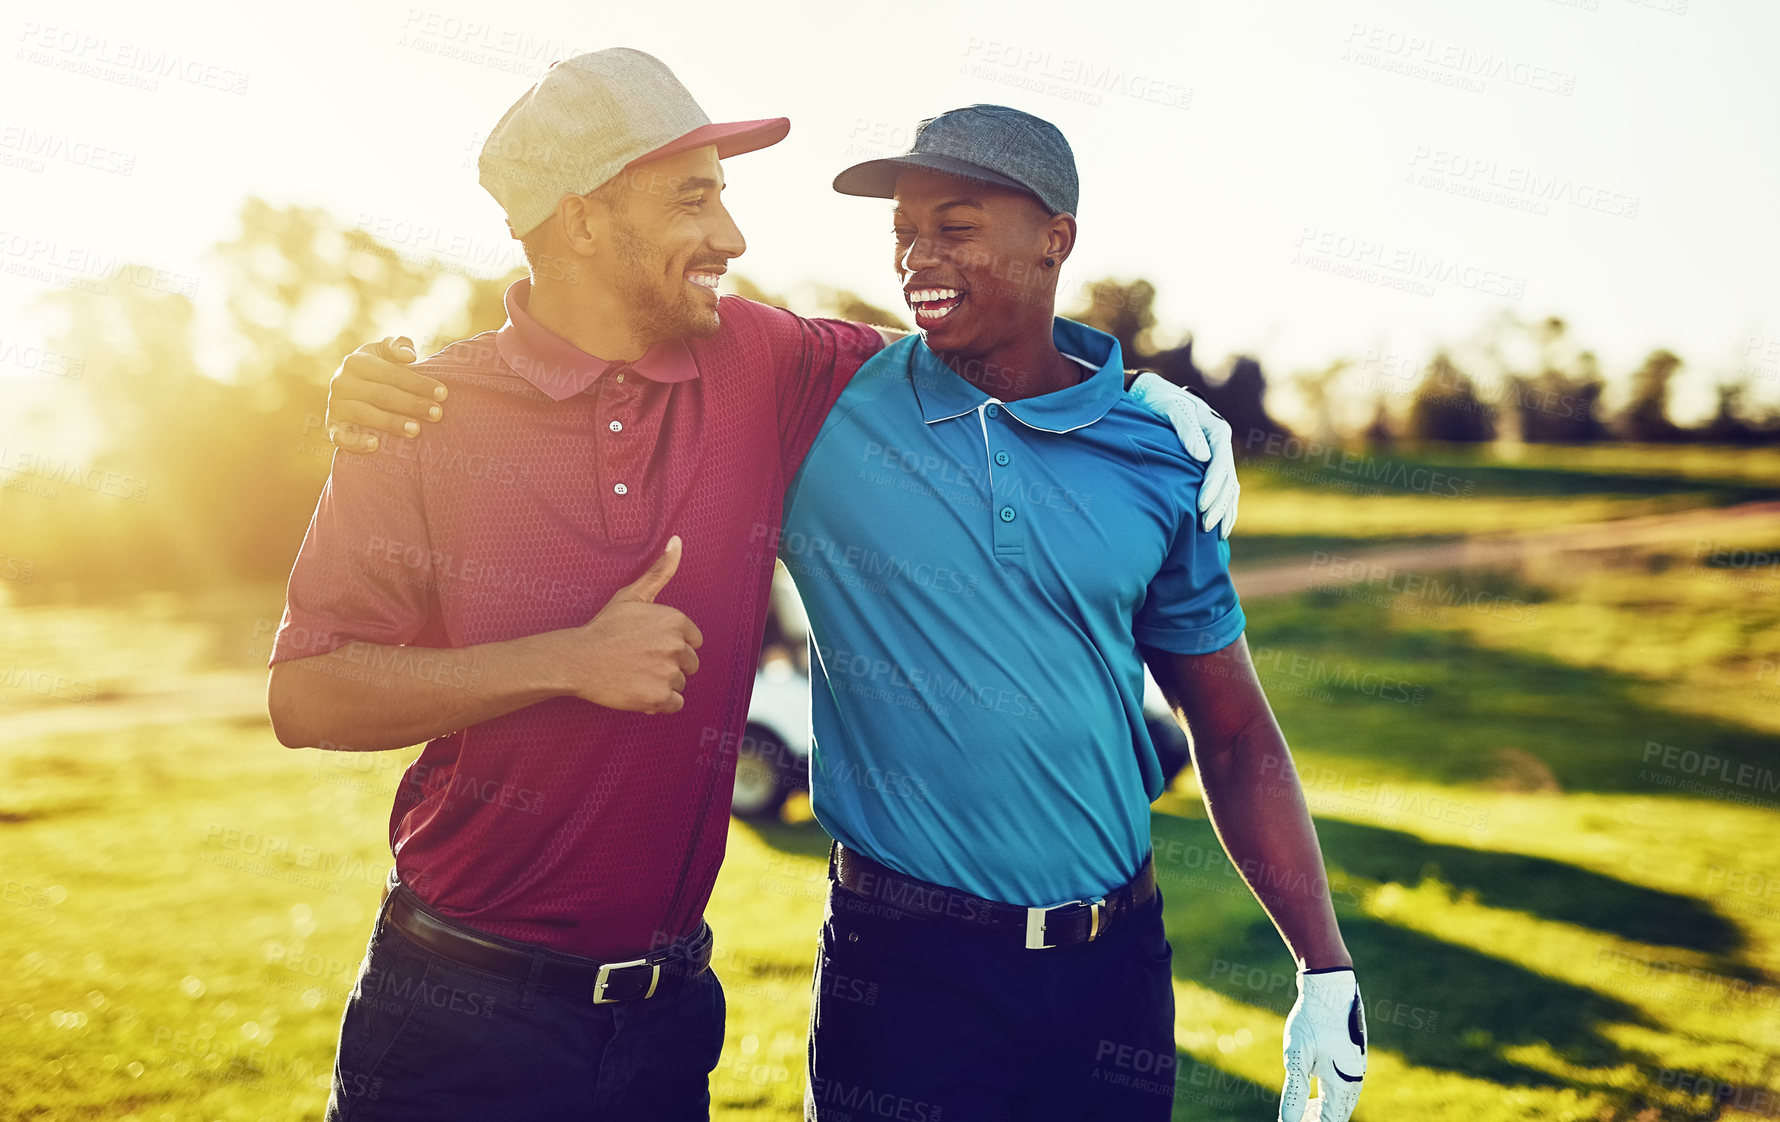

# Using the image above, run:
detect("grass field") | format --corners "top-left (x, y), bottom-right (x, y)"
top-left (3, 445), bottom-right (1778, 1120)
top-left (1230, 441), bottom-right (1780, 564)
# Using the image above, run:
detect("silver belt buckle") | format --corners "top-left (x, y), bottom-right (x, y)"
top-left (593, 957), bottom-right (661, 1004)
top-left (1024, 897), bottom-right (1106, 950)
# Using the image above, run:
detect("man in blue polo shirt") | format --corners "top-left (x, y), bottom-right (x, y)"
top-left (774, 107), bottom-right (1366, 1121)
top-left (782, 316), bottom-right (1241, 909)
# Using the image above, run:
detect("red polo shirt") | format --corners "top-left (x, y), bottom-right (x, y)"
top-left (270, 278), bottom-right (882, 959)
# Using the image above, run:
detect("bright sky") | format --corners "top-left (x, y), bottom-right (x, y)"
top-left (3, 0), bottom-right (1777, 427)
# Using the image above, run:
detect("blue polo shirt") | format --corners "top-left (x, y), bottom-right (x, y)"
top-left (778, 317), bottom-right (1246, 907)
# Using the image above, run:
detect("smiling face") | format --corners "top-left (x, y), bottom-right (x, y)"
top-left (890, 167), bottom-right (1075, 362)
top-left (576, 144), bottom-right (744, 341)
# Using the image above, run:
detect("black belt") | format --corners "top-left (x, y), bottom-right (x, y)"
top-left (830, 842), bottom-right (1156, 950)
top-left (383, 881), bottom-right (712, 1005)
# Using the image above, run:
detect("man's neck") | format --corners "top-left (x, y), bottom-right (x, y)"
top-left (938, 326), bottom-right (1082, 402)
top-left (526, 278), bottom-right (654, 363)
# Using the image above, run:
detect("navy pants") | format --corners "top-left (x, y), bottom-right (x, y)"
top-left (324, 885), bottom-right (725, 1121)
top-left (805, 880), bottom-right (1178, 1120)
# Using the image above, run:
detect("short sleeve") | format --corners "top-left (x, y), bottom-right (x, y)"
top-left (1132, 493), bottom-right (1247, 655)
top-left (269, 447), bottom-right (439, 666)
top-left (744, 300), bottom-right (884, 477)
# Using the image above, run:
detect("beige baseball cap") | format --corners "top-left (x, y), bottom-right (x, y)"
top-left (479, 48), bottom-right (789, 237)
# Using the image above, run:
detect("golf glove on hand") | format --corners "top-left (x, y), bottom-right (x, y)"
top-left (1279, 966), bottom-right (1366, 1122)
top-left (1127, 371), bottom-right (1239, 540)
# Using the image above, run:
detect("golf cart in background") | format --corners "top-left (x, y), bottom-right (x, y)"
top-left (731, 564), bottom-right (1194, 821)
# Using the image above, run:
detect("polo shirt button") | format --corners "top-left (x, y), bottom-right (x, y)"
top-left (609, 420), bottom-right (623, 432)
top-left (994, 450), bottom-right (1010, 466)
top-left (999, 506), bottom-right (1016, 523)
top-left (613, 483), bottom-right (628, 495)
top-left (985, 404), bottom-right (1000, 418)
top-left (615, 373), bottom-right (625, 384)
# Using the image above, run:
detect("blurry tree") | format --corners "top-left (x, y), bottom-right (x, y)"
top-left (1361, 398), bottom-right (1395, 447)
top-left (1068, 277), bottom-right (1156, 359)
top-left (1135, 342), bottom-right (1289, 455)
top-left (812, 288), bottom-right (907, 332)
top-left (10, 284), bottom-right (209, 590)
top-left (1505, 319), bottom-right (1609, 443)
top-left (727, 276), bottom-right (907, 331)
top-left (1406, 353), bottom-right (1496, 442)
top-left (1704, 383), bottom-right (1755, 443)
top-left (1699, 380), bottom-right (1780, 444)
top-left (1212, 356), bottom-right (1291, 453)
top-left (1510, 359), bottom-right (1608, 443)
top-left (1294, 359), bottom-right (1352, 446)
top-left (214, 198), bottom-right (439, 413)
top-left (1068, 276), bottom-right (1289, 455)
top-left (26, 199), bottom-right (455, 593)
top-left (431, 268), bottom-right (527, 350)
top-left (1619, 349), bottom-right (1685, 441)
top-left (727, 274), bottom-right (787, 308)
top-left (29, 221), bottom-right (1776, 602)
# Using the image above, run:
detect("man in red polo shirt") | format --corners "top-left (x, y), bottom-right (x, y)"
top-left (268, 50), bottom-right (894, 1121)
top-left (269, 49), bottom-right (1235, 1122)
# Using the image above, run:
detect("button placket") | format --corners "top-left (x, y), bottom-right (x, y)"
top-left (977, 399), bottom-right (1024, 557)
top-left (598, 370), bottom-right (646, 544)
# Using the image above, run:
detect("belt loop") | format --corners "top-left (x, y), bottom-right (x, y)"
top-left (520, 947), bottom-right (546, 1012)
top-left (375, 866), bottom-right (399, 939)
top-left (825, 843), bottom-right (843, 921)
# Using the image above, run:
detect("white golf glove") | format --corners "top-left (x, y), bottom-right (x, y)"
top-left (1280, 967), bottom-right (1367, 1122)
top-left (1127, 371), bottom-right (1239, 539)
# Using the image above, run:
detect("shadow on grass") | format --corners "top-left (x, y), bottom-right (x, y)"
top-left (1149, 813), bottom-right (1740, 1119)
top-left (1165, 1055), bottom-right (1279, 1122)
top-left (1312, 819), bottom-right (1743, 957)
top-left (1245, 583), bottom-right (1779, 797)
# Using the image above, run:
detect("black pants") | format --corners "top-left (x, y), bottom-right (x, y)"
top-left (805, 878), bottom-right (1177, 1120)
top-left (324, 883), bottom-right (725, 1121)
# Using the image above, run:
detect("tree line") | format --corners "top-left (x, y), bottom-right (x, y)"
top-left (5, 201), bottom-right (1772, 599)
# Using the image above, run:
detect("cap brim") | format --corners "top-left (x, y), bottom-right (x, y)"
top-left (832, 152), bottom-right (1033, 203)
top-left (628, 117), bottom-right (790, 169)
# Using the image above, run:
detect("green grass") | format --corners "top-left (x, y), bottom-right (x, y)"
top-left (1233, 441), bottom-right (1780, 552)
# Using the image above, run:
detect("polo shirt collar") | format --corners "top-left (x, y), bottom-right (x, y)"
top-left (494, 277), bottom-right (699, 401)
top-left (909, 316), bottom-right (1125, 434)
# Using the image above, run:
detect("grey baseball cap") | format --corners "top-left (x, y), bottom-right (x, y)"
top-left (832, 104), bottom-right (1078, 216)
top-left (480, 49), bottom-right (789, 237)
